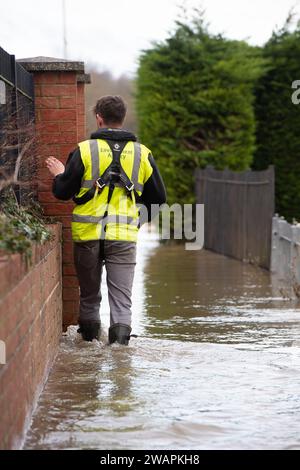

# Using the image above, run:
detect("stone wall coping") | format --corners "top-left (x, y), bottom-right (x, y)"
top-left (17, 57), bottom-right (85, 73)
top-left (77, 73), bottom-right (91, 84)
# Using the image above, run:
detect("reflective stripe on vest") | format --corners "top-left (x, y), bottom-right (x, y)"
top-left (80, 140), bottom-right (100, 189)
top-left (132, 142), bottom-right (141, 191)
top-left (72, 214), bottom-right (138, 226)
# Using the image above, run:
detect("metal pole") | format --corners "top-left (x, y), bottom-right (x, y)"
top-left (11, 54), bottom-right (20, 204)
top-left (62, 0), bottom-right (68, 59)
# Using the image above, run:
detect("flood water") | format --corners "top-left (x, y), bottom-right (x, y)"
top-left (24, 231), bottom-right (300, 450)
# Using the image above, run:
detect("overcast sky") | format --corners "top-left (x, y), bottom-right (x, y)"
top-left (1, 0), bottom-right (299, 77)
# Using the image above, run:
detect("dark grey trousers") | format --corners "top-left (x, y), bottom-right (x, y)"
top-left (73, 240), bottom-right (137, 326)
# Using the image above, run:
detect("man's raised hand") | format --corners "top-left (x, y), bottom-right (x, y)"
top-left (46, 156), bottom-right (65, 177)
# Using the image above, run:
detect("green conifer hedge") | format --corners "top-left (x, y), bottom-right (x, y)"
top-left (253, 22), bottom-right (300, 221)
top-left (136, 15), bottom-right (265, 204)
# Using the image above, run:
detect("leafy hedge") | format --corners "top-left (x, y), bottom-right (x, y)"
top-left (253, 21), bottom-right (300, 221)
top-left (0, 193), bottom-right (52, 259)
top-left (136, 15), bottom-right (266, 204)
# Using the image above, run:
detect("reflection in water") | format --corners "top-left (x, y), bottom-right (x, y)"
top-left (142, 243), bottom-right (300, 346)
top-left (24, 232), bottom-right (300, 450)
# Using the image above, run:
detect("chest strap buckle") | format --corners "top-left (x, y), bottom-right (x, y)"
top-left (95, 177), bottom-right (106, 190)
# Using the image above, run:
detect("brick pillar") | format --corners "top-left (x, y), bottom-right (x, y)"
top-left (18, 57), bottom-right (91, 329)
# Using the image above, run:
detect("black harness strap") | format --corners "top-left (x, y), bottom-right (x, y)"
top-left (73, 140), bottom-right (134, 205)
top-left (101, 141), bottom-right (127, 237)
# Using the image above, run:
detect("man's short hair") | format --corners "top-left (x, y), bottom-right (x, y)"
top-left (94, 95), bottom-right (127, 125)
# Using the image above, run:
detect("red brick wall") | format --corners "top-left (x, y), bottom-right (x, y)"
top-left (77, 83), bottom-right (86, 142)
top-left (33, 71), bottom-right (86, 329)
top-left (0, 224), bottom-right (62, 449)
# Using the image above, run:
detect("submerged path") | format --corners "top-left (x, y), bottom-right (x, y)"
top-left (24, 233), bottom-right (300, 450)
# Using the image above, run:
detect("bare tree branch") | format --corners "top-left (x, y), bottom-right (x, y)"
top-left (13, 138), bottom-right (34, 181)
top-left (0, 112), bottom-right (37, 202)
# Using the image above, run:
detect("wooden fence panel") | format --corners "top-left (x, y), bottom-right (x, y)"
top-left (195, 165), bottom-right (275, 269)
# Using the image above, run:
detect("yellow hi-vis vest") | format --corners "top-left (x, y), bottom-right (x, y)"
top-left (72, 139), bottom-right (153, 242)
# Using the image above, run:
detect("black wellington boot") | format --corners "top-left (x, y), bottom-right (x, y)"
top-left (77, 321), bottom-right (101, 341)
top-left (109, 323), bottom-right (132, 345)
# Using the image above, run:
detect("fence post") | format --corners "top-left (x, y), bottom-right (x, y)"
top-left (270, 214), bottom-right (279, 273)
top-left (278, 217), bottom-right (293, 281)
top-left (291, 223), bottom-right (300, 286)
top-left (10, 53), bottom-right (21, 203)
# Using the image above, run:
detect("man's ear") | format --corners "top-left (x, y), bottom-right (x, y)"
top-left (96, 113), bottom-right (103, 127)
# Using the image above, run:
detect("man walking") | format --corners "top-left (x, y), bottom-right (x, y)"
top-left (46, 95), bottom-right (166, 345)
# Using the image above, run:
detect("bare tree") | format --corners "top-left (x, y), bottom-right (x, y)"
top-left (0, 107), bottom-right (37, 204)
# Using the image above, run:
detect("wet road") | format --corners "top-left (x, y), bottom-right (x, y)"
top-left (24, 231), bottom-right (300, 449)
